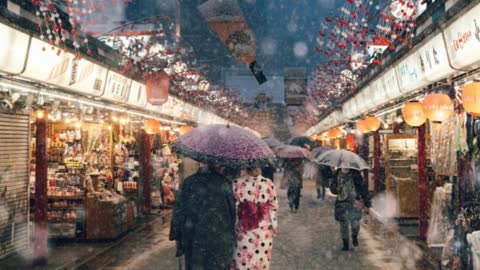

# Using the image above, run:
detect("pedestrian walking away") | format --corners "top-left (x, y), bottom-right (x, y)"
top-left (282, 159), bottom-right (304, 213)
top-left (232, 167), bottom-right (279, 270)
top-left (330, 168), bottom-right (371, 251)
top-left (169, 165), bottom-right (236, 270)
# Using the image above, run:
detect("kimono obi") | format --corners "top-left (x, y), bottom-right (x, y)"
top-left (237, 201), bottom-right (269, 232)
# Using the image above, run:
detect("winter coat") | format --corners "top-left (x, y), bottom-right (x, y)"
top-left (315, 165), bottom-right (333, 187)
top-left (330, 170), bottom-right (371, 222)
top-left (169, 167), bottom-right (236, 270)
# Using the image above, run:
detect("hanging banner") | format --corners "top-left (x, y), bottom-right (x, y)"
top-left (23, 38), bottom-right (106, 97)
top-left (443, 2), bottom-right (480, 69)
top-left (101, 71), bottom-right (131, 102)
top-left (0, 23), bottom-right (30, 74)
top-left (395, 51), bottom-right (428, 94)
top-left (198, 0), bottom-right (267, 84)
top-left (128, 80), bottom-right (148, 108)
top-left (417, 33), bottom-right (454, 82)
top-left (284, 68), bottom-right (307, 105)
top-left (146, 72), bottom-right (169, 105)
top-left (382, 68), bottom-right (402, 100)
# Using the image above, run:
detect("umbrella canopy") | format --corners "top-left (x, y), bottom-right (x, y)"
top-left (262, 137), bottom-right (286, 154)
top-left (289, 136), bottom-right (314, 148)
top-left (172, 124), bottom-right (275, 168)
top-left (276, 145), bottom-right (311, 159)
top-left (310, 146), bottom-right (333, 160)
top-left (313, 149), bottom-right (369, 170)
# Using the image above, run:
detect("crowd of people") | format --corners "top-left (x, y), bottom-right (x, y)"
top-left (169, 144), bottom-right (371, 270)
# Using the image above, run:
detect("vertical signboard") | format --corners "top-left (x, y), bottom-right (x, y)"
top-left (0, 23), bottom-right (30, 74)
top-left (284, 68), bottom-right (307, 105)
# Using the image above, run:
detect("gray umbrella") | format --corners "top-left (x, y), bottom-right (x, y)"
top-left (313, 149), bottom-right (369, 170)
top-left (310, 146), bottom-right (333, 160)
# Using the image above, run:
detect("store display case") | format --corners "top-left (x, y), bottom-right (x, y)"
top-left (384, 134), bottom-right (419, 218)
top-left (85, 192), bottom-right (129, 240)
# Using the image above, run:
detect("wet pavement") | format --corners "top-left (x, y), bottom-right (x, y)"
top-left (75, 179), bottom-right (439, 270)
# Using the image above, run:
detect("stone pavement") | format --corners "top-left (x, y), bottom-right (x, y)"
top-left (77, 180), bottom-right (439, 270)
top-left (0, 180), bottom-right (439, 270)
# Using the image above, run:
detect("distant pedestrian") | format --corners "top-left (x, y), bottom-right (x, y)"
top-left (169, 165), bottom-right (236, 270)
top-left (330, 168), bottom-right (371, 251)
top-left (232, 167), bottom-right (279, 270)
top-left (316, 165), bottom-right (333, 200)
top-left (282, 159), bottom-right (303, 213)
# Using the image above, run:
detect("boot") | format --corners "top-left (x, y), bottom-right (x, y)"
top-left (352, 235), bottom-right (359, 247)
top-left (342, 238), bottom-right (349, 251)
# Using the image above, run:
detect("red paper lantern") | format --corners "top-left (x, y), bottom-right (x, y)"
top-left (462, 82), bottom-right (480, 116)
top-left (365, 116), bottom-right (381, 132)
top-left (144, 119), bottom-right (160, 135)
top-left (356, 119), bottom-right (368, 134)
top-left (402, 102), bottom-right (426, 127)
top-left (422, 93), bottom-right (453, 123)
top-left (146, 72), bottom-right (169, 105)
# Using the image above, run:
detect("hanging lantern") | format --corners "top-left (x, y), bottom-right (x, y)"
top-left (346, 133), bottom-right (357, 152)
top-left (402, 102), bottom-right (426, 127)
top-left (144, 119), bottom-right (160, 135)
top-left (356, 119), bottom-right (368, 134)
top-left (462, 82), bottom-right (480, 116)
top-left (179, 125), bottom-right (194, 135)
top-left (365, 116), bottom-right (381, 132)
top-left (422, 93), bottom-right (453, 123)
top-left (146, 71), bottom-right (169, 105)
top-left (327, 128), bottom-right (342, 139)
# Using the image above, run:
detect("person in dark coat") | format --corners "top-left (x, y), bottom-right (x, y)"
top-left (330, 168), bottom-right (371, 251)
top-left (169, 165), bottom-right (236, 270)
top-left (316, 165), bottom-right (333, 200)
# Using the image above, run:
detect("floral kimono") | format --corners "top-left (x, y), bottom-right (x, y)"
top-left (232, 175), bottom-right (279, 270)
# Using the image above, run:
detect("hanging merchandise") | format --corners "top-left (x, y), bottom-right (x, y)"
top-left (430, 112), bottom-right (458, 176)
top-left (198, 0), bottom-right (267, 84)
top-left (462, 82), bottom-right (480, 116)
top-left (402, 102), bottom-right (427, 127)
top-left (427, 184), bottom-right (452, 247)
top-left (422, 93), bottom-right (454, 123)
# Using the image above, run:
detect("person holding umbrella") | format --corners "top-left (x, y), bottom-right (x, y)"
top-left (276, 145), bottom-right (310, 213)
top-left (169, 124), bottom-right (275, 269)
top-left (314, 149), bottom-right (371, 251)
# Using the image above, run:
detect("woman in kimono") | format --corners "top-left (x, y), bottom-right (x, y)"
top-left (232, 167), bottom-right (279, 270)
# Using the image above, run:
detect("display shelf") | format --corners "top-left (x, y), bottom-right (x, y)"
top-left (47, 218), bottom-right (77, 223)
top-left (47, 195), bottom-right (85, 200)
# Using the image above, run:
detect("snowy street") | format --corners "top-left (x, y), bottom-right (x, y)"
top-left (78, 180), bottom-right (437, 270)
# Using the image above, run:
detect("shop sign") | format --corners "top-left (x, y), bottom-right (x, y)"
top-left (0, 23), bottom-right (30, 74)
top-left (102, 71), bottom-right (131, 102)
top-left (23, 38), bottom-right (106, 96)
top-left (127, 80), bottom-right (147, 108)
top-left (395, 51), bottom-right (428, 93)
top-left (443, 2), bottom-right (480, 69)
top-left (367, 78), bottom-right (388, 109)
top-left (417, 33), bottom-right (454, 82)
top-left (284, 68), bottom-right (307, 105)
top-left (382, 68), bottom-right (402, 100)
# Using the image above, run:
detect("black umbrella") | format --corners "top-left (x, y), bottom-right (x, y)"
top-left (288, 136), bottom-right (314, 148)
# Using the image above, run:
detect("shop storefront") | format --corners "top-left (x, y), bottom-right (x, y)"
top-left (306, 0), bottom-right (480, 268)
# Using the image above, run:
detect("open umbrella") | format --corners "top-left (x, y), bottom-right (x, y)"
top-left (288, 136), bottom-right (314, 148)
top-left (172, 124), bottom-right (275, 168)
top-left (262, 137), bottom-right (285, 153)
top-left (313, 149), bottom-right (369, 170)
top-left (276, 145), bottom-right (311, 159)
top-left (310, 146), bottom-right (333, 160)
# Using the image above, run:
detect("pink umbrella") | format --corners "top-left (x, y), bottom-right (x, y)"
top-left (276, 145), bottom-right (311, 159)
top-left (172, 124), bottom-right (275, 168)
